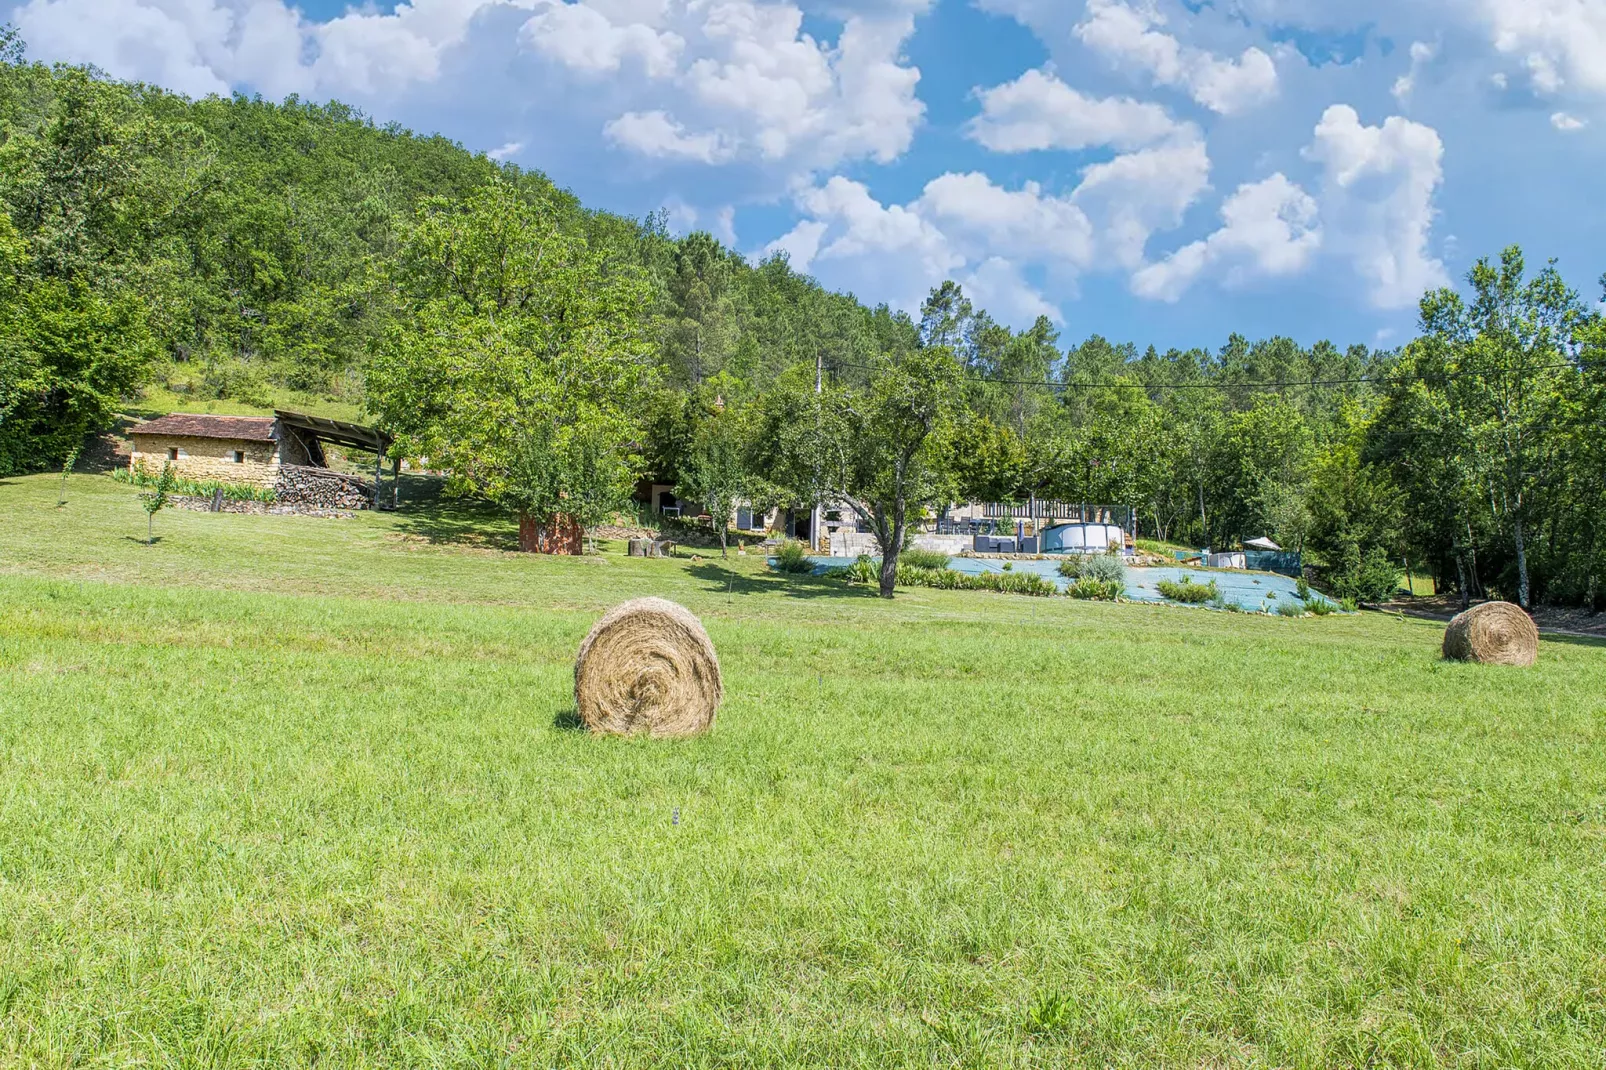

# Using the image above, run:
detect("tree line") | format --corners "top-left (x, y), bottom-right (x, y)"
top-left (3, 32), bottom-right (1603, 606)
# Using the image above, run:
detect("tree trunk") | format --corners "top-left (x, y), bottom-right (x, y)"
top-left (147, 513), bottom-right (153, 546)
top-left (876, 504), bottom-right (903, 600)
top-left (719, 526), bottom-right (728, 558)
top-left (879, 537), bottom-right (899, 599)
top-left (1454, 549), bottom-right (1470, 611)
top-left (1197, 482), bottom-right (1208, 547)
top-left (518, 512), bottom-right (583, 555)
top-left (1514, 515), bottom-right (1530, 609)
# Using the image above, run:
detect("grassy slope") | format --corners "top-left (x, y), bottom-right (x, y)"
top-left (2, 473), bottom-right (1603, 1068)
top-left (133, 383), bottom-right (369, 425)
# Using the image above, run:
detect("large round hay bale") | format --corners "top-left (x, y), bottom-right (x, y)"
top-left (1443, 601), bottom-right (1539, 667)
top-left (574, 598), bottom-right (722, 737)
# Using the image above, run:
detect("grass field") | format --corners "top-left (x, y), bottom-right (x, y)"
top-left (3, 472), bottom-right (1604, 1067)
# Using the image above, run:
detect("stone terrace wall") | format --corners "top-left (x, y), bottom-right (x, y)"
top-left (275, 465), bottom-right (375, 510)
top-left (130, 434), bottom-right (278, 487)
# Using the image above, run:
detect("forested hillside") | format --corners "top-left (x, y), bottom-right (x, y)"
top-left (3, 28), bottom-right (1603, 609)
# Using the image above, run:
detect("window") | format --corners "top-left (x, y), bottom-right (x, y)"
top-left (167, 448), bottom-right (179, 461)
top-left (231, 450), bottom-right (244, 463)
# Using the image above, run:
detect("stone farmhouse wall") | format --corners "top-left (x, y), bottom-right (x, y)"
top-left (130, 434), bottom-right (279, 488)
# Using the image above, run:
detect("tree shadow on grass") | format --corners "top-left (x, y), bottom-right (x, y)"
top-left (1541, 632), bottom-right (1606, 650)
top-left (685, 561), bottom-right (878, 601)
top-left (390, 474), bottom-right (520, 552)
top-left (121, 536), bottom-right (163, 545)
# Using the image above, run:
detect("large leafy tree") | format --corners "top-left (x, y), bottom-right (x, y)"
top-left (366, 180), bottom-right (654, 551)
top-left (1206, 396), bottom-right (1314, 548)
top-left (1415, 247), bottom-right (1586, 607)
top-left (662, 232), bottom-right (739, 388)
top-left (675, 389), bottom-right (751, 557)
top-left (760, 342), bottom-right (962, 598)
top-left (0, 62), bottom-right (202, 473)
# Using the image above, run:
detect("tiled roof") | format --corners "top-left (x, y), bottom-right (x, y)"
top-left (129, 414), bottom-right (278, 442)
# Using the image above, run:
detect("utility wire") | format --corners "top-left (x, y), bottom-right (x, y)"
top-left (828, 357), bottom-right (1603, 393)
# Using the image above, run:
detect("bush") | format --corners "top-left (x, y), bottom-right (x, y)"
top-left (967, 570), bottom-right (1058, 597)
top-left (832, 558), bottom-right (1058, 598)
top-left (1057, 551), bottom-right (1126, 581)
top-left (1081, 552), bottom-right (1127, 587)
top-left (1275, 599), bottom-right (1306, 617)
top-left (1307, 598), bottom-right (1336, 616)
top-left (1067, 579), bottom-right (1123, 601)
top-left (112, 466), bottom-right (276, 503)
top-left (899, 547), bottom-right (951, 571)
top-left (1157, 575), bottom-right (1219, 604)
top-left (1295, 577), bottom-right (1312, 602)
top-left (1340, 597), bottom-right (1359, 613)
top-left (1326, 542), bottom-right (1401, 604)
top-left (771, 540), bottom-right (814, 574)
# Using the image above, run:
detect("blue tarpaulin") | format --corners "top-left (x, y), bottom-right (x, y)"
top-left (803, 557), bottom-right (1336, 611)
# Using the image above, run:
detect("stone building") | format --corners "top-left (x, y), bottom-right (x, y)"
top-left (128, 411), bottom-right (396, 508)
top-left (128, 414), bottom-right (290, 487)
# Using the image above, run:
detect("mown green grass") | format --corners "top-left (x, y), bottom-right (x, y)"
top-left (2, 473), bottom-right (1605, 1067)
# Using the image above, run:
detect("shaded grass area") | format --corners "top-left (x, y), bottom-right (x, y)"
top-left (2, 473), bottom-right (1605, 1066)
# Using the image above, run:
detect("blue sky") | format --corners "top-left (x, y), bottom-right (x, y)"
top-left (12, 0), bottom-right (1605, 351)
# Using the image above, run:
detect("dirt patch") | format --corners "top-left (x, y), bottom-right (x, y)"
top-left (1377, 595), bottom-right (1606, 639)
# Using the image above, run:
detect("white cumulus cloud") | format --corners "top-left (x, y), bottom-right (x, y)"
top-left (966, 67), bottom-right (1193, 153)
top-left (1303, 103), bottom-right (1448, 309)
top-left (521, 1), bottom-right (684, 78)
top-left (605, 110), bottom-right (735, 162)
top-left (1132, 173), bottom-right (1320, 301)
top-left (1075, 0), bottom-right (1279, 114)
top-left (1392, 40), bottom-right (1436, 103)
top-left (1483, 0), bottom-right (1606, 96)
top-left (10, 0), bottom-right (932, 179)
top-left (770, 131), bottom-right (1213, 325)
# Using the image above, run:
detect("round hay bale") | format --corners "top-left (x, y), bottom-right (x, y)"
top-left (574, 597), bottom-right (722, 737)
top-left (1443, 601), bottom-right (1539, 667)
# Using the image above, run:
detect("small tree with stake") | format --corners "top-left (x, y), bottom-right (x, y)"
top-left (57, 445), bottom-right (80, 506)
top-left (138, 462), bottom-right (175, 545)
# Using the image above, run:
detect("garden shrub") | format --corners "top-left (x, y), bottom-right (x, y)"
top-left (1081, 552), bottom-right (1127, 587)
top-left (771, 540), bottom-right (814, 574)
top-left (1157, 575), bottom-right (1219, 604)
top-left (832, 559), bottom-right (1058, 598)
top-left (1276, 599), bottom-right (1306, 617)
top-left (899, 547), bottom-right (951, 571)
top-left (112, 466), bottom-right (276, 503)
top-left (1307, 598), bottom-right (1336, 616)
top-left (1058, 552), bottom-right (1126, 580)
top-left (1067, 579), bottom-right (1123, 601)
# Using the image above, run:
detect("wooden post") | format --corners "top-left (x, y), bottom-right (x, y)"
top-left (391, 456), bottom-right (401, 510)
top-left (372, 450), bottom-right (382, 510)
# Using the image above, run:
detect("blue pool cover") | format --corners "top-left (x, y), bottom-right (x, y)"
top-left (805, 556), bottom-right (1337, 611)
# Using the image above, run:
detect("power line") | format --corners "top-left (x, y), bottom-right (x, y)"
top-left (829, 357), bottom-right (1602, 394)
